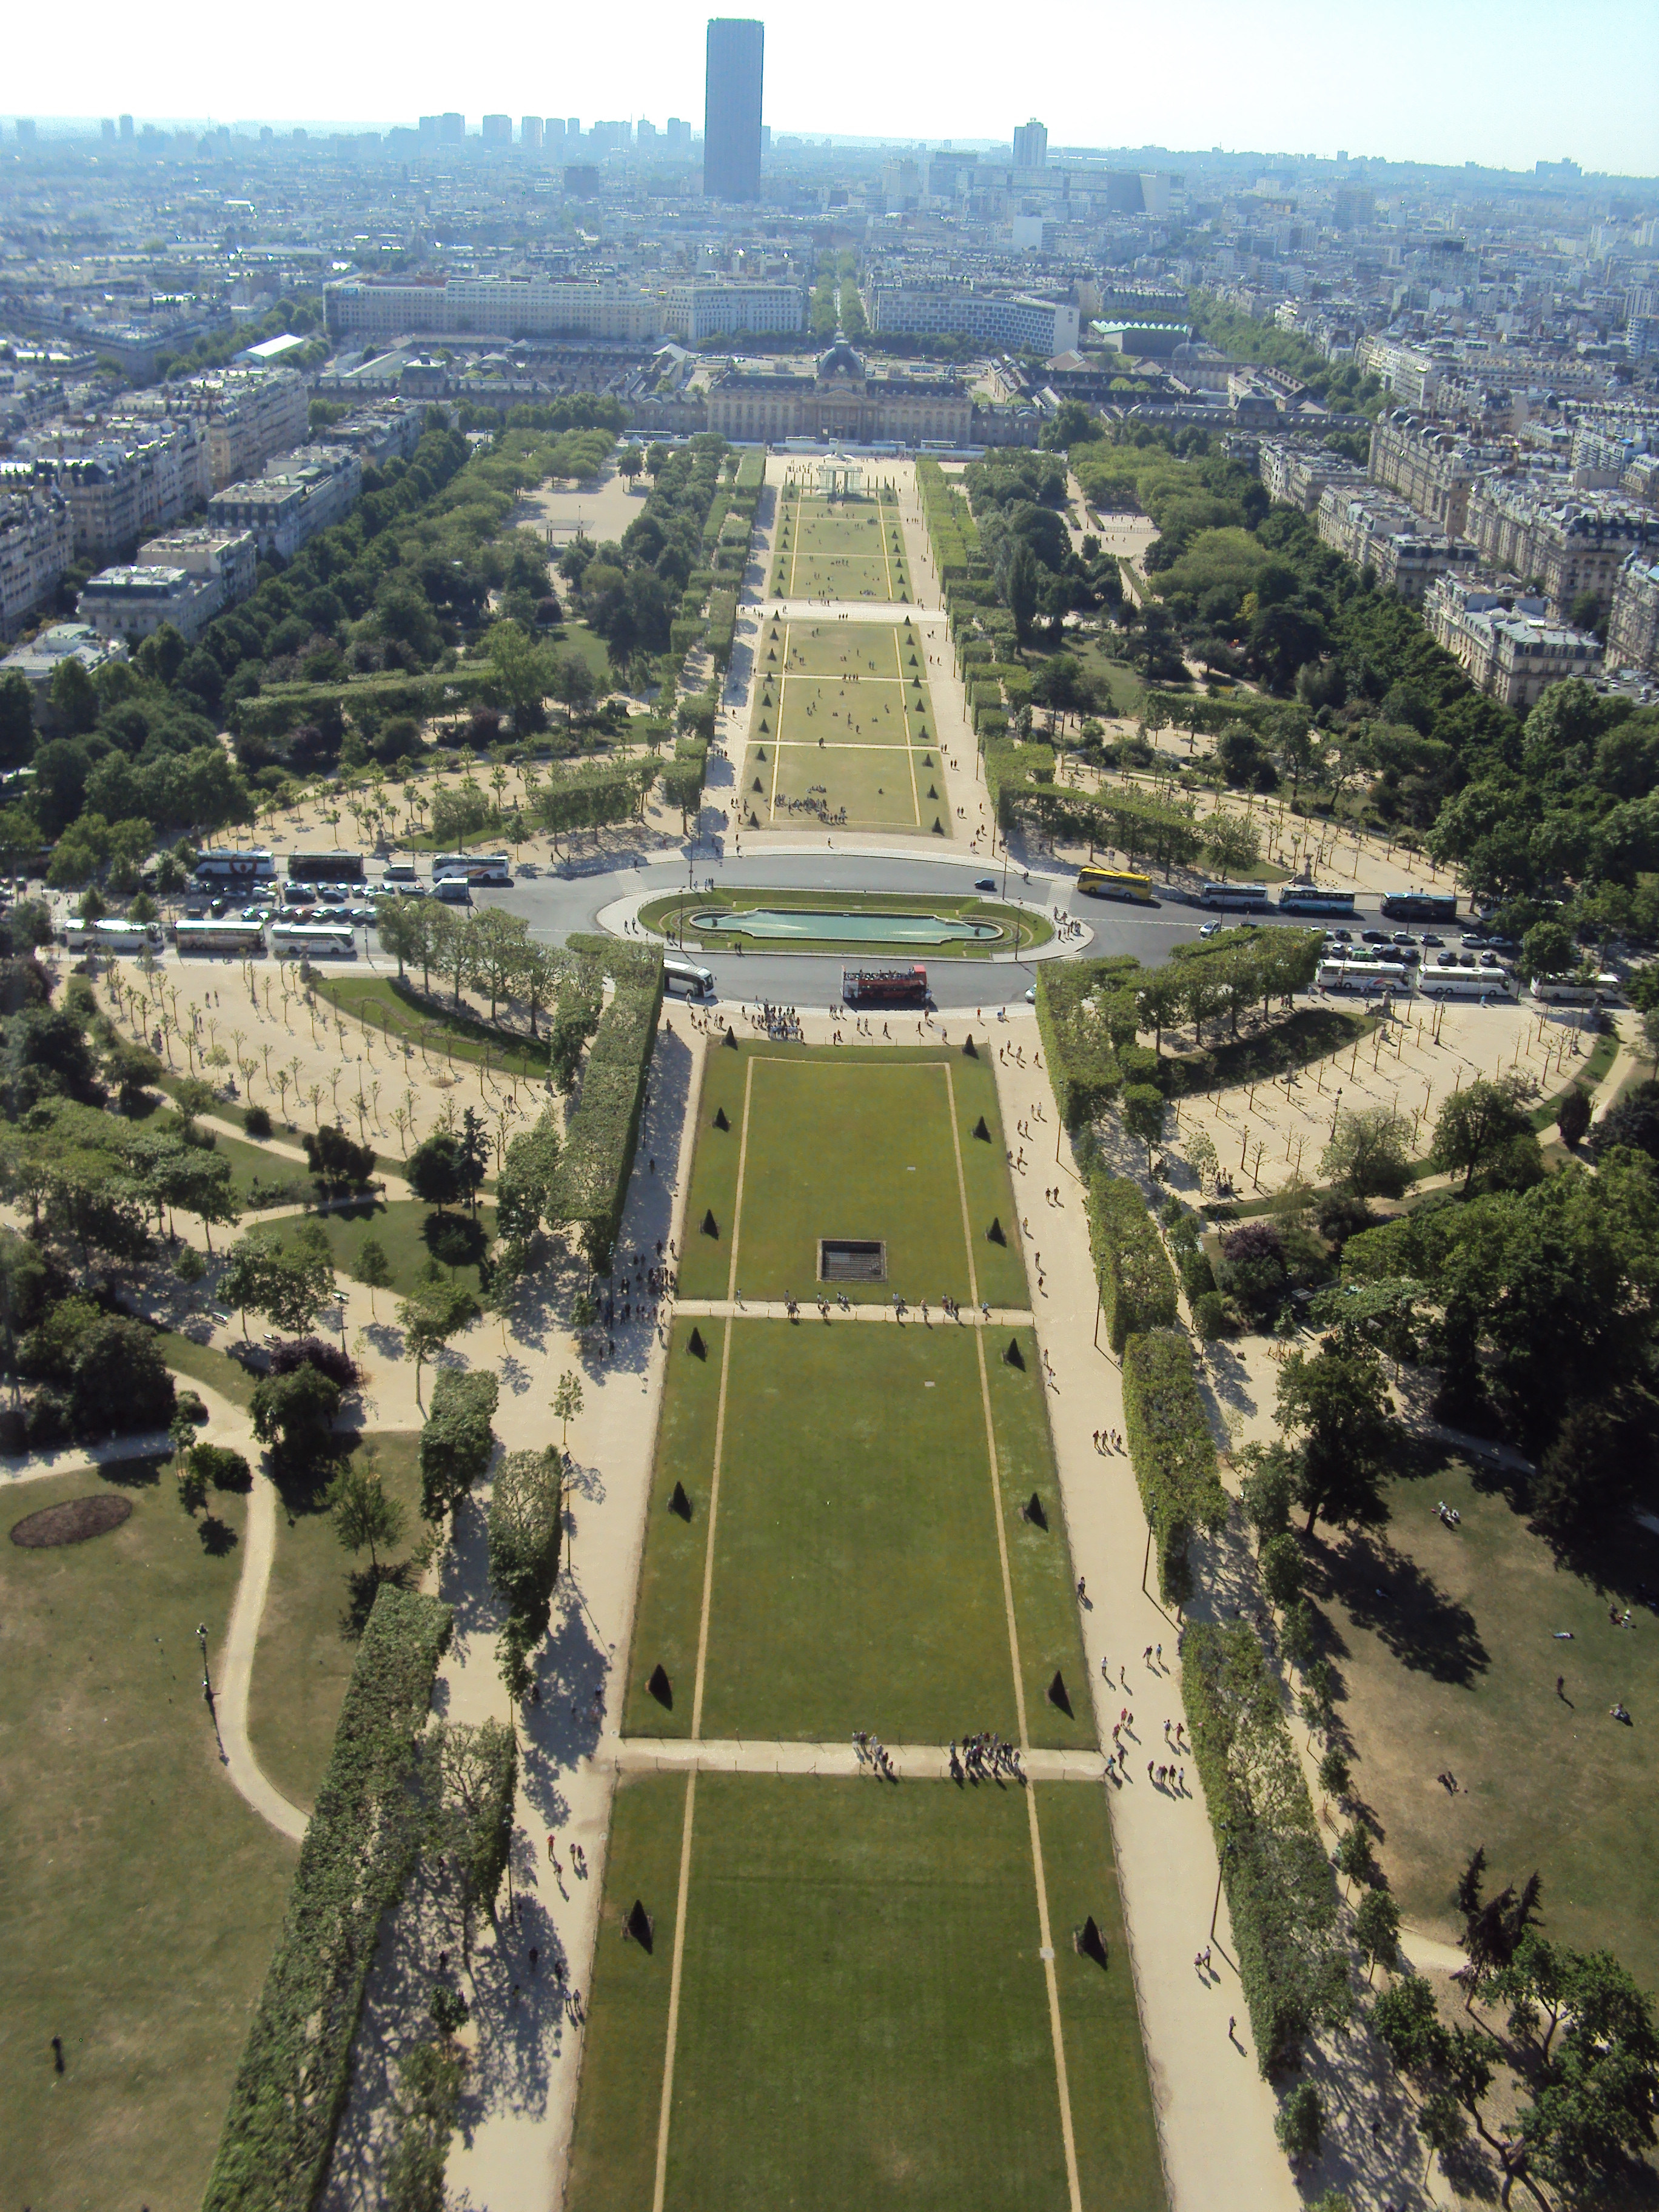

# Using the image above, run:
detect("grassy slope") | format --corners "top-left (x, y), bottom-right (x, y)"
top-left (0, 1470), bottom-right (294, 2212)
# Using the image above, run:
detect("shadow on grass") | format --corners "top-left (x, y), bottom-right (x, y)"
top-left (198, 1512), bottom-right (239, 1557)
top-left (422, 1209), bottom-right (490, 1272)
top-left (99, 1453), bottom-right (167, 1489)
top-left (1307, 1527), bottom-right (1490, 1687)
top-left (341, 1558), bottom-right (418, 1640)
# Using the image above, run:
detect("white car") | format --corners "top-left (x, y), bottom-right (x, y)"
top-left (1198, 920), bottom-right (1224, 939)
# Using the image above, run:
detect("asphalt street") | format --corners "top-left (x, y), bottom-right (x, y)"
top-left (474, 847), bottom-right (1364, 1012)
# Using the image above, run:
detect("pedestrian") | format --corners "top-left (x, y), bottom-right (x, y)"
top-left (1148, 1759), bottom-right (1155, 1781)
top-left (1156, 1642), bottom-right (1163, 1666)
top-left (547, 1831), bottom-right (557, 1862)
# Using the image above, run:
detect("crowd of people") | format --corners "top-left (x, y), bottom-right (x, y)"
top-left (950, 1733), bottom-right (1025, 1785)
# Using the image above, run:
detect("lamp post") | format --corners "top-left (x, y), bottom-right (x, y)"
top-left (1210, 1828), bottom-right (1233, 1944)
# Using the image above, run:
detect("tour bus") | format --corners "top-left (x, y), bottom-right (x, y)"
top-left (1076, 865), bottom-right (1154, 903)
top-left (173, 917), bottom-right (267, 958)
top-left (1316, 958), bottom-right (1416, 996)
top-left (1199, 882), bottom-right (1272, 913)
top-left (191, 848), bottom-right (276, 889)
top-left (663, 954), bottom-right (714, 999)
top-left (432, 852), bottom-right (512, 886)
top-left (842, 964), bottom-right (930, 1008)
top-left (286, 850), bottom-right (366, 885)
top-left (62, 917), bottom-right (164, 955)
top-left (267, 919), bottom-right (357, 959)
top-left (1380, 890), bottom-right (1457, 923)
top-left (1277, 884), bottom-right (1357, 917)
top-left (1530, 974), bottom-right (1623, 1005)
top-left (1420, 969), bottom-right (1520, 1003)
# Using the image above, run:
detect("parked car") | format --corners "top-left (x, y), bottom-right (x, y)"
top-left (316, 887), bottom-right (347, 906)
top-left (1390, 931), bottom-right (1415, 946)
top-left (1361, 929), bottom-right (1387, 945)
top-left (1422, 933), bottom-right (1444, 947)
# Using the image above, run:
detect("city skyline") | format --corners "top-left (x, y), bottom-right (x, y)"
top-left (5, 0), bottom-right (1657, 176)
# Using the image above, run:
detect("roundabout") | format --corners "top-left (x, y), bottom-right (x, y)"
top-left (631, 883), bottom-right (1062, 963)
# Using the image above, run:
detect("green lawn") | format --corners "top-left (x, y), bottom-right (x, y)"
top-left (742, 617), bottom-right (943, 834)
top-left (232, 1197), bottom-right (499, 1305)
top-left (638, 887), bottom-right (1050, 961)
top-left (1309, 1448), bottom-right (1659, 1991)
top-left (771, 498), bottom-right (914, 602)
top-left (569, 1774), bottom-right (1164, 2212)
top-left (0, 1468), bottom-right (295, 2212)
top-left (306, 971), bottom-right (552, 1081)
top-left (247, 1431), bottom-right (423, 1812)
top-left (677, 1045), bottom-right (1028, 1309)
top-left (153, 1327), bottom-right (261, 1410)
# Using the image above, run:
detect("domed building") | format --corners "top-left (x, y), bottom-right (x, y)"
top-left (705, 330), bottom-right (971, 446)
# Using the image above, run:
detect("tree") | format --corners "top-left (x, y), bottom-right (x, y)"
top-left (419, 1368), bottom-right (499, 1523)
top-left (1006, 540), bottom-right (1039, 645)
top-left (496, 1111), bottom-right (561, 1250)
top-left (375, 894), bottom-right (431, 982)
top-left (0, 670), bottom-right (33, 773)
top-left (49, 654), bottom-right (99, 736)
top-left (550, 650), bottom-right (596, 729)
top-left (1276, 1345), bottom-right (1395, 1536)
top-left (1430, 1078), bottom-right (1536, 1196)
top-left (1555, 1085), bottom-right (1593, 1148)
top-left (326, 1456), bottom-right (405, 1571)
top-left (487, 1446), bottom-right (563, 1634)
top-left (1355, 1888), bottom-right (1401, 1982)
top-left (1275, 2083), bottom-right (1322, 2167)
top-left (70, 1317), bottom-right (176, 1438)
top-left (457, 1108), bottom-right (489, 1215)
top-left (1119, 1082), bottom-right (1166, 1170)
top-left (616, 445), bottom-right (644, 481)
top-left (250, 1361), bottom-right (341, 1456)
top-left (353, 1236), bottom-right (392, 1316)
top-left (1202, 811), bottom-right (1261, 882)
top-left (406, 1131), bottom-right (468, 1212)
top-left (301, 1122), bottom-right (377, 1196)
top-left (429, 1718), bottom-right (517, 1957)
top-left (397, 1278), bottom-right (480, 1403)
top-left (1258, 1529), bottom-right (1304, 1610)
top-left (486, 620), bottom-right (551, 727)
top-left (1520, 919), bottom-right (1576, 982)
top-left (552, 1369), bottom-right (583, 1447)
top-left (1587, 1079), bottom-right (1659, 1164)
top-left (1319, 1106), bottom-right (1413, 1200)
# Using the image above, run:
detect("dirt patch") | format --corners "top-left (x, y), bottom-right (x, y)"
top-left (10, 1493), bottom-right (134, 1548)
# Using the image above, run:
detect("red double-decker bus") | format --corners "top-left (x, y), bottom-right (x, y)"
top-left (842, 965), bottom-right (929, 1007)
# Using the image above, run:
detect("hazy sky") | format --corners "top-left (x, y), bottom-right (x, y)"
top-left (12, 0), bottom-right (1658, 176)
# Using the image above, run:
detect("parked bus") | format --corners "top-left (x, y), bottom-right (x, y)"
top-left (1076, 865), bottom-right (1153, 903)
top-left (1316, 959), bottom-right (1416, 996)
top-left (286, 850), bottom-right (366, 884)
top-left (1530, 974), bottom-right (1622, 1005)
top-left (267, 920), bottom-right (357, 959)
top-left (1199, 882), bottom-right (1272, 912)
top-left (62, 918), bottom-right (164, 954)
top-left (1421, 969), bottom-right (1519, 1003)
top-left (191, 847), bottom-right (276, 888)
top-left (1380, 891), bottom-right (1457, 923)
top-left (173, 917), bottom-right (267, 957)
top-left (1277, 884), bottom-right (1356, 916)
top-left (432, 852), bottom-right (512, 886)
top-left (842, 965), bottom-right (929, 1008)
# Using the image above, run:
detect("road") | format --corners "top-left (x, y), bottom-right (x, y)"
top-left (474, 849), bottom-right (1347, 1010)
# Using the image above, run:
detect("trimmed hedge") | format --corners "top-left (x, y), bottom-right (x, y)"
top-left (1121, 1328), bottom-right (1229, 1601)
top-left (706, 588), bottom-right (738, 669)
top-left (1088, 1171), bottom-right (1179, 1352)
top-left (1034, 956), bottom-right (1141, 1127)
top-left (230, 665), bottom-right (500, 742)
top-left (1181, 1622), bottom-right (1347, 2073)
top-left (203, 1584), bottom-right (454, 2211)
top-left (552, 944), bottom-right (663, 1270)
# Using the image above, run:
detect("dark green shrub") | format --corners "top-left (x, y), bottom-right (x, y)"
top-left (1121, 1329), bottom-right (1229, 1601)
top-left (1087, 1170), bottom-right (1179, 1353)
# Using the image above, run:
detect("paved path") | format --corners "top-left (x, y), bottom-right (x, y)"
top-left (608, 1735), bottom-right (1110, 1782)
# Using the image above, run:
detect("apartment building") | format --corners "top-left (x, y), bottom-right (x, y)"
top-left (1315, 484), bottom-right (1479, 603)
top-left (1461, 481), bottom-right (1657, 618)
top-left (206, 445), bottom-right (363, 562)
top-left (863, 286), bottom-right (1081, 356)
top-left (0, 484), bottom-right (74, 638)
top-left (1258, 437), bottom-right (1364, 515)
top-left (49, 420), bottom-right (213, 559)
top-left (121, 368), bottom-right (309, 491)
top-left (1355, 337), bottom-right (1443, 412)
top-left (1367, 411), bottom-right (1493, 537)
top-left (320, 401), bottom-right (426, 464)
top-left (76, 562), bottom-right (222, 643)
top-left (324, 276), bottom-right (663, 343)
top-left (660, 281), bottom-right (803, 344)
top-left (137, 525), bottom-right (258, 608)
top-left (1607, 553), bottom-right (1659, 676)
top-left (1424, 572), bottom-right (1604, 710)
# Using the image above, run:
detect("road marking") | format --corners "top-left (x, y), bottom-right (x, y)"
top-left (947, 1061), bottom-right (1084, 2212)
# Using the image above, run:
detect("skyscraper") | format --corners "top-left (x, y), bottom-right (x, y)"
top-left (1013, 118), bottom-right (1048, 170)
top-left (704, 17), bottom-right (763, 202)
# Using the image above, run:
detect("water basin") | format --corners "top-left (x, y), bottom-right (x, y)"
top-left (690, 907), bottom-right (1004, 946)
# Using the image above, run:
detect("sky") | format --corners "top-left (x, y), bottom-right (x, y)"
top-left (9, 0), bottom-right (1658, 176)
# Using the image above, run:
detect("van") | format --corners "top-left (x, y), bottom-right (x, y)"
top-left (663, 954), bottom-right (714, 998)
top-left (433, 877), bottom-right (472, 905)
top-left (381, 861), bottom-right (417, 885)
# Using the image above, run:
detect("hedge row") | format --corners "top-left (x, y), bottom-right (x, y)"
top-left (1181, 1622), bottom-right (1348, 2073)
top-left (230, 665), bottom-right (501, 742)
top-left (203, 1584), bottom-right (454, 2212)
top-left (552, 945), bottom-right (663, 1270)
top-left (1087, 1170), bottom-right (1180, 1353)
top-left (1033, 954), bottom-right (1141, 1126)
top-left (1121, 1328), bottom-right (1229, 1601)
top-left (706, 588), bottom-right (738, 669)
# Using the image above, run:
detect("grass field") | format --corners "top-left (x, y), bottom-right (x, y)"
top-left (741, 617), bottom-right (948, 834)
top-left (568, 1775), bottom-right (1164, 2212)
top-left (247, 1430), bottom-right (423, 1812)
top-left (770, 494), bottom-right (914, 602)
top-left (1309, 1447), bottom-right (1659, 1992)
top-left (574, 1036), bottom-right (1165, 2210)
top-left (307, 971), bottom-right (552, 1081)
top-left (640, 886), bottom-right (1050, 959)
top-left (0, 1466), bottom-right (295, 2212)
top-left (677, 1045), bottom-right (1029, 1307)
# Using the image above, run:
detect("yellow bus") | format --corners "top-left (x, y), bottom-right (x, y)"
top-left (1076, 865), bottom-right (1154, 903)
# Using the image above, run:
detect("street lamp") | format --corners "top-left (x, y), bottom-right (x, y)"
top-left (1330, 1085), bottom-right (1343, 1138)
top-left (1210, 1828), bottom-right (1234, 1944)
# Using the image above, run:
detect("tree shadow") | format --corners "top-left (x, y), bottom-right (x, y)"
top-left (421, 1210), bottom-right (489, 1272)
top-left (99, 1452), bottom-right (166, 1489)
top-left (198, 1512), bottom-right (239, 1556)
top-left (341, 1558), bottom-right (417, 1640)
top-left (1312, 1528), bottom-right (1490, 1687)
